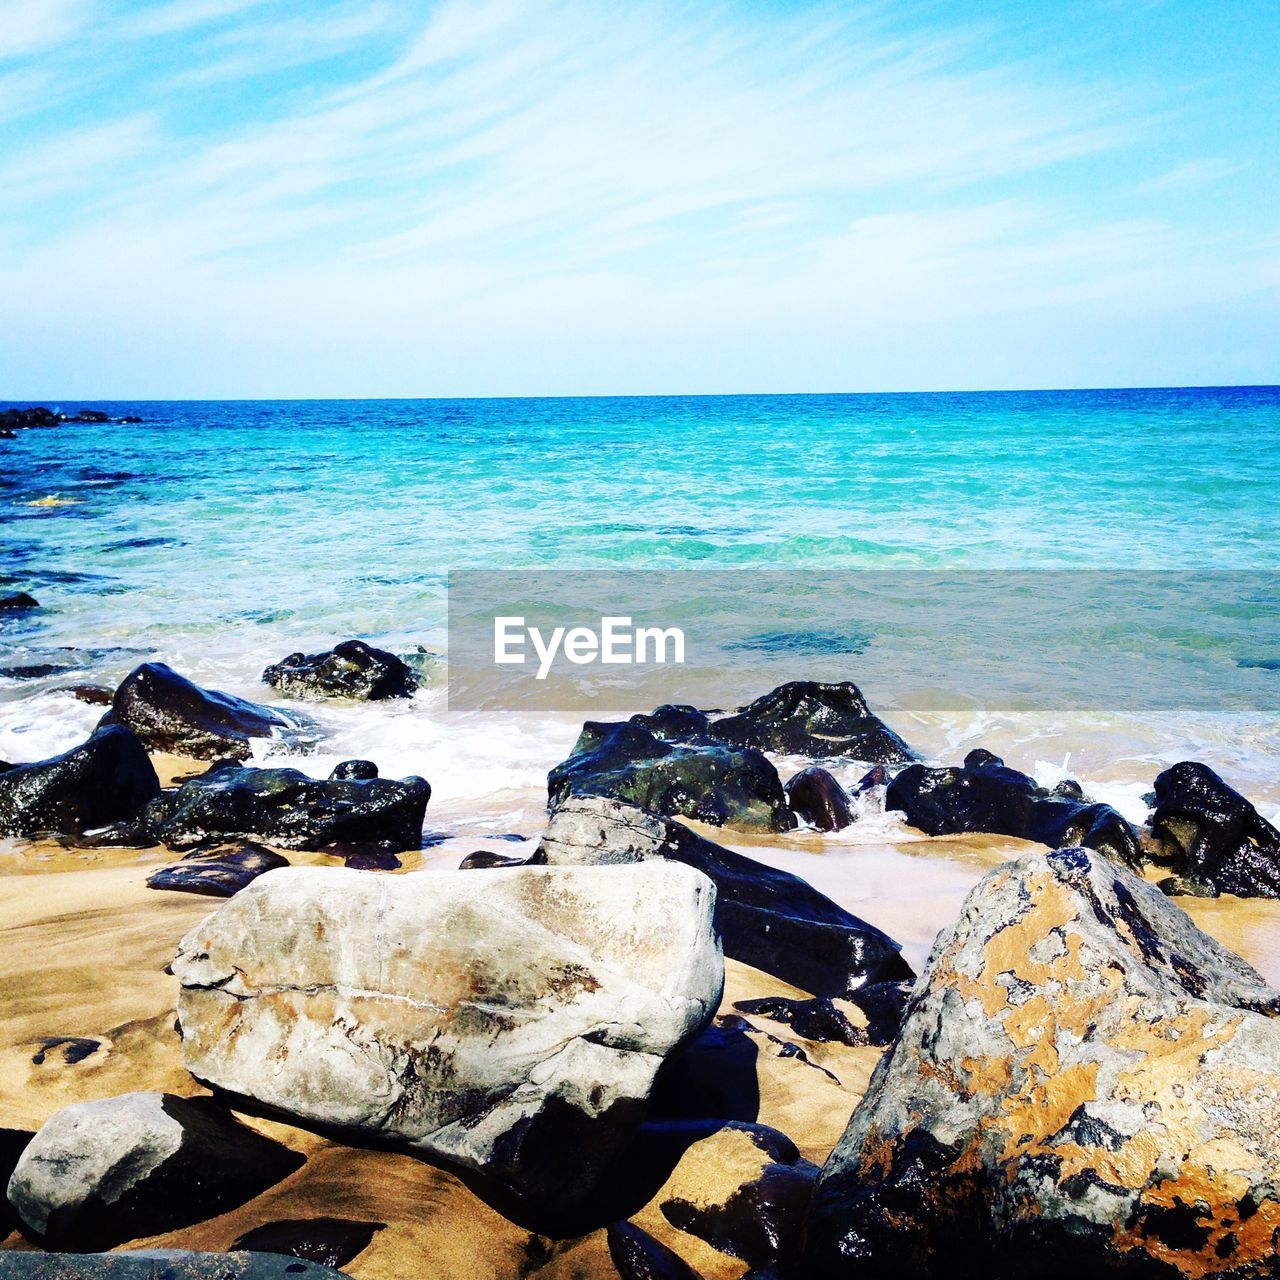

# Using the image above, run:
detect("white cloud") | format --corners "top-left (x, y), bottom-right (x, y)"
top-left (0, 0), bottom-right (88, 58)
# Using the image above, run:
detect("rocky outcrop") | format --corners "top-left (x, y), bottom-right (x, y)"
top-left (6, 1092), bottom-right (303, 1249)
top-left (0, 406), bottom-right (141, 430)
top-left (1149, 761), bottom-right (1280, 898)
top-left (886, 749), bottom-right (1142, 867)
top-left (705, 682), bottom-right (913, 763)
top-left (785, 767), bottom-right (855, 831)
top-left (262, 640), bottom-right (417, 701)
top-left (0, 725), bottom-right (160, 837)
top-left (548, 720), bottom-right (795, 832)
top-left (122, 760), bottom-right (430, 851)
top-left (101, 662), bottom-right (295, 760)
top-left (539, 795), bottom-right (912, 996)
top-left (171, 862), bottom-right (722, 1217)
top-left (146, 842), bottom-right (291, 896)
top-left (802, 845), bottom-right (1280, 1278)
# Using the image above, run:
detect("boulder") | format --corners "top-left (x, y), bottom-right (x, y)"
top-left (732, 997), bottom-right (866, 1046)
top-left (886, 749), bottom-right (1143, 867)
top-left (785, 767), bottom-right (855, 832)
top-left (0, 1254), bottom-right (347, 1279)
top-left (262, 640), bottom-right (417, 701)
top-left (549, 720), bottom-right (795, 833)
top-left (101, 662), bottom-right (293, 760)
top-left (0, 407), bottom-right (62, 430)
top-left (0, 725), bottom-right (160, 838)
top-left (0, 592), bottom-right (40, 610)
top-left (6, 1092), bottom-right (303, 1249)
top-left (539, 796), bottom-right (912, 996)
top-left (123, 760), bottom-right (429, 852)
top-left (171, 862), bottom-right (722, 1217)
top-left (459, 849), bottom-right (536, 870)
top-left (705, 682), bottom-right (913, 763)
top-left (229, 1217), bottom-right (384, 1269)
top-left (607, 1220), bottom-right (701, 1280)
top-left (802, 845), bottom-right (1280, 1278)
top-left (146, 842), bottom-right (291, 896)
top-left (629, 704), bottom-right (712, 740)
top-left (1149, 761), bottom-right (1280, 897)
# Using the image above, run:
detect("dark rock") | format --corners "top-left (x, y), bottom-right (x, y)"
top-left (801, 846), bottom-right (1280, 1279)
top-left (540, 796), bottom-right (913, 996)
top-left (1149, 761), bottom-right (1280, 898)
top-left (329, 759), bottom-right (378, 781)
top-left (118, 415), bottom-right (144, 424)
top-left (0, 1254), bottom-right (347, 1279)
top-left (886, 749), bottom-right (1143, 868)
top-left (0, 1127), bottom-right (34, 1232)
top-left (1158, 874), bottom-right (1220, 899)
top-left (327, 842), bottom-right (402, 871)
top-left (0, 407), bottom-right (63, 430)
top-left (7, 1092), bottom-right (304, 1250)
top-left (0, 725), bottom-right (160, 838)
top-left (733, 997), bottom-right (866, 1046)
top-left (607, 1220), bottom-right (701, 1280)
top-left (549, 720), bottom-right (795, 832)
top-left (120, 761), bottom-right (430, 852)
top-left (146, 842), bottom-right (290, 896)
top-left (855, 765), bottom-right (887, 792)
top-left (263, 640), bottom-right (417, 702)
top-left (230, 1217), bottom-right (384, 1269)
top-left (0, 664), bottom-right (70, 680)
top-left (785, 767), bottom-right (854, 832)
top-left (101, 662), bottom-right (294, 760)
top-left (57, 684), bottom-right (114, 706)
top-left (459, 849), bottom-right (537, 869)
top-left (0, 592), bottom-right (39, 610)
top-left (705, 682), bottom-right (912, 763)
top-left (629, 704), bottom-right (712, 740)
top-left (845, 980), bottom-right (914, 1046)
top-left (71, 410), bottom-right (110, 423)
top-left (32, 1038), bottom-right (104, 1066)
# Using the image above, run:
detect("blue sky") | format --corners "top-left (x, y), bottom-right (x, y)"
top-left (0, 0), bottom-right (1276, 396)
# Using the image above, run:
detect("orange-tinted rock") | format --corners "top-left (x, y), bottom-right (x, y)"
top-left (803, 845), bottom-right (1280, 1278)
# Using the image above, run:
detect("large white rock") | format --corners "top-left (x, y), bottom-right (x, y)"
top-left (172, 862), bottom-right (722, 1214)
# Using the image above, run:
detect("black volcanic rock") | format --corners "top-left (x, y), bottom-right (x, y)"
top-left (785, 767), bottom-right (855, 831)
top-left (263, 640), bottom-right (417, 701)
top-left (101, 661), bottom-right (294, 760)
top-left (147, 842), bottom-right (290, 896)
top-left (0, 725), bottom-right (160, 838)
top-left (705, 681), bottom-right (913, 763)
top-left (1149, 761), bottom-right (1280, 897)
top-left (0, 592), bottom-right (40, 610)
top-left (886, 749), bottom-right (1143, 867)
top-left (549, 719), bottom-right (795, 832)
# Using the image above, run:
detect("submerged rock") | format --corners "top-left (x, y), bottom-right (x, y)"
top-left (539, 795), bottom-right (912, 996)
top-left (0, 592), bottom-right (40, 610)
top-left (146, 842), bottom-right (291, 896)
top-left (6, 1092), bottom-right (303, 1249)
top-left (124, 760), bottom-right (430, 851)
top-left (886, 748), bottom-right (1143, 867)
top-left (101, 662), bottom-right (294, 760)
top-left (706, 681), bottom-right (913, 763)
top-left (262, 640), bottom-right (417, 701)
top-left (548, 720), bottom-right (794, 832)
top-left (1149, 761), bottom-right (1280, 897)
top-left (0, 725), bottom-right (159, 838)
top-left (785, 767), bottom-right (855, 831)
top-left (171, 862), bottom-right (722, 1218)
top-left (802, 845), bottom-right (1280, 1278)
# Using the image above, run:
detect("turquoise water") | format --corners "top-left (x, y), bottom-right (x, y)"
top-left (2, 388), bottom-right (1279, 816)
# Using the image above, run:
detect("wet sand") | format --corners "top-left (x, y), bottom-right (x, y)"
top-left (4, 755), bottom-right (1280, 1276)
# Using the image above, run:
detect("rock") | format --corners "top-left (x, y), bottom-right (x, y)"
top-left (0, 725), bottom-right (160, 838)
top-left (658, 1123), bottom-right (817, 1269)
top-left (459, 849), bottom-right (538, 870)
top-left (886, 749), bottom-right (1143, 867)
top-left (629, 704), bottom-right (712, 740)
top-left (0, 592), bottom-right (39, 610)
top-left (262, 640), bottom-right (417, 702)
top-left (705, 682), bottom-right (913, 763)
top-left (844, 980), bottom-right (913, 1047)
top-left (732, 997), bottom-right (866, 1046)
top-left (607, 1220), bottom-right (701, 1280)
top-left (1148, 761), bottom-right (1280, 897)
top-left (802, 845), bottom-right (1280, 1278)
top-left (123, 760), bottom-right (430, 851)
top-left (785, 768), bottom-right (855, 832)
top-left (0, 1128), bottom-right (33, 1232)
top-left (0, 663), bottom-right (72, 680)
top-left (539, 796), bottom-right (912, 996)
top-left (101, 662), bottom-right (294, 760)
top-left (549, 720), bottom-right (795, 832)
top-left (171, 862), bottom-right (722, 1218)
top-left (329, 759), bottom-right (378, 780)
top-left (146, 842), bottom-right (290, 896)
top-left (0, 1253), bottom-right (348, 1278)
top-left (58, 683), bottom-right (115, 706)
top-left (6, 1092), bottom-right (303, 1249)
top-left (0, 407), bottom-right (62, 430)
top-left (229, 1217), bottom-right (384, 1269)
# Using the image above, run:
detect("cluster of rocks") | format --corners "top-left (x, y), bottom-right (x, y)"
top-left (0, 406), bottom-right (143, 438)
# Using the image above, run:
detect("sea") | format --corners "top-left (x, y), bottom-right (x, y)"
top-left (3, 388), bottom-right (1280, 895)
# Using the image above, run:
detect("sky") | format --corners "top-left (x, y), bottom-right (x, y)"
top-left (0, 0), bottom-right (1276, 397)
